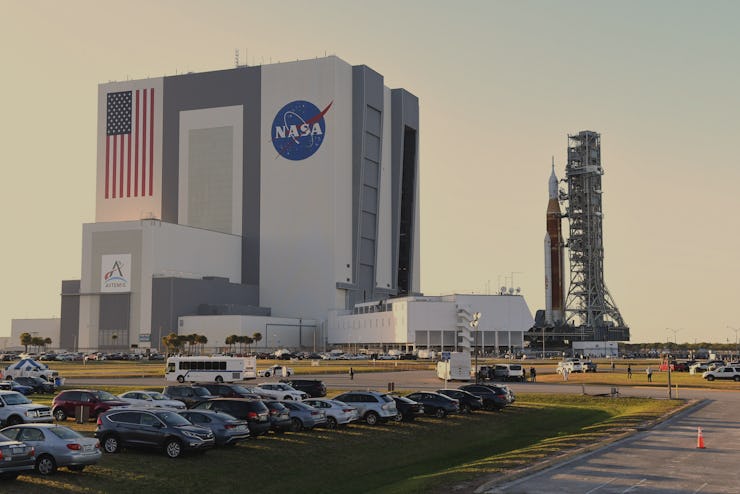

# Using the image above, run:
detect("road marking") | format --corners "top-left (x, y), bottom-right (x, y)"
top-left (621, 479), bottom-right (646, 493)
top-left (584, 477), bottom-right (616, 493)
top-left (694, 482), bottom-right (709, 493)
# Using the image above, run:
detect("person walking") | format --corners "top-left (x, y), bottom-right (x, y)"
top-left (522, 367), bottom-right (527, 382)
top-left (349, 367), bottom-right (354, 380)
top-left (627, 364), bottom-right (632, 379)
top-left (611, 361), bottom-right (616, 372)
top-left (562, 367), bottom-right (569, 381)
top-left (646, 366), bottom-right (652, 382)
top-left (530, 367), bottom-right (537, 382)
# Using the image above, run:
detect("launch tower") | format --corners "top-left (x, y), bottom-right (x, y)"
top-left (563, 131), bottom-right (629, 341)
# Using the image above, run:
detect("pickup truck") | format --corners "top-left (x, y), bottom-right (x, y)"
top-left (0, 391), bottom-right (53, 426)
top-left (556, 359), bottom-right (584, 374)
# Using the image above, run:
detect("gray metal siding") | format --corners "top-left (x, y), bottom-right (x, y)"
top-left (162, 67), bottom-right (262, 287)
top-left (59, 280), bottom-right (80, 350)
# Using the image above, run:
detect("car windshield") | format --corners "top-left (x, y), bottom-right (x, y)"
top-left (231, 385), bottom-right (251, 394)
top-left (194, 388), bottom-right (212, 397)
top-left (157, 411), bottom-right (192, 427)
top-left (147, 392), bottom-right (168, 401)
top-left (95, 390), bottom-right (119, 401)
top-left (380, 395), bottom-right (393, 403)
top-left (49, 427), bottom-right (83, 440)
top-left (2, 393), bottom-right (31, 405)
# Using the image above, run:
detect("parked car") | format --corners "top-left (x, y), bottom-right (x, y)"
top-left (0, 381), bottom-right (34, 396)
top-left (162, 385), bottom-right (213, 408)
top-left (13, 377), bottom-right (55, 394)
top-left (279, 379), bottom-right (327, 397)
top-left (436, 389), bottom-right (484, 414)
top-left (405, 392), bottom-right (459, 418)
top-left (0, 431), bottom-right (35, 480)
top-left (582, 361), bottom-right (598, 373)
top-left (118, 390), bottom-right (186, 409)
top-left (458, 384), bottom-right (509, 410)
top-left (262, 401), bottom-right (293, 433)
top-left (280, 400), bottom-right (326, 431)
top-left (392, 396), bottom-right (424, 422)
top-left (0, 391), bottom-right (53, 426)
top-left (258, 365), bottom-right (293, 378)
top-left (176, 409), bottom-right (250, 447)
top-left (197, 383), bottom-right (261, 399)
top-left (254, 383), bottom-right (308, 400)
top-left (51, 389), bottom-right (129, 422)
top-left (191, 399), bottom-right (271, 437)
top-left (0, 424), bottom-right (101, 475)
top-left (493, 364), bottom-right (525, 382)
top-left (556, 359), bottom-right (584, 374)
top-left (334, 391), bottom-right (398, 425)
top-left (702, 366), bottom-right (740, 381)
top-left (302, 398), bottom-right (358, 429)
top-left (95, 407), bottom-right (215, 458)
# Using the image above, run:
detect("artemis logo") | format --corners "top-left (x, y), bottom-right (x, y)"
top-left (101, 254), bottom-right (131, 293)
top-left (272, 100), bottom-right (332, 161)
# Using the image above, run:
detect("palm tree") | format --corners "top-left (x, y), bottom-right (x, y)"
top-left (196, 334), bottom-right (208, 354)
top-left (224, 335), bottom-right (235, 353)
top-left (20, 333), bottom-right (32, 353)
top-left (43, 337), bottom-right (52, 352)
top-left (31, 336), bottom-right (45, 353)
top-left (245, 336), bottom-right (254, 354)
top-left (252, 332), bottom-right (262, 349)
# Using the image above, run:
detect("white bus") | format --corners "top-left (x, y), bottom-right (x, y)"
top-left (165, 356), bottom-right (257, 383)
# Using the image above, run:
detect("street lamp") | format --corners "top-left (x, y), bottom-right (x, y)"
top-left (727, 326), bottom-right (740, 361)
top-left (470, 312), bottom-right (481, 383)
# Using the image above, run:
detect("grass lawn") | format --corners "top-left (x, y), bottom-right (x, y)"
top-left (8, 394), bottom-right (681, 494)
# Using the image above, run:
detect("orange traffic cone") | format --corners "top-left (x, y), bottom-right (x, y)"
top-left (697, 426), bottom-right (706, 449)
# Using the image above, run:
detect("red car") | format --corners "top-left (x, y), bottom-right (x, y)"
top-left (51, 389), bottom-right (129, 422)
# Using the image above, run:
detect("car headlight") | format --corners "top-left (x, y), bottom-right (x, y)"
top-left (182, 431), bottom-right (201, 439)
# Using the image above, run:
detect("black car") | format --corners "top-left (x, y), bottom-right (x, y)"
top-left (279, 379), bottom-right (327, 398)
top-left (162, 385), bottom-right (213, 408)
top-left (391, 396), bottom-right (424, 421)
top-left (458, 384), bottom-right (509, 411)
top-left (95, 407), bottom-right (215, 458)
top-left (405, 392), bottom-right (459, 418)
top-left (263, 401), bottom-right (293, 433)
top-left (191, 398), bottom-right (271, 437)
top-left (13, 377), bottom-right (55, 394)
top-left (436, 389), bottom-right (484, 414)
top-left (0, 433), bottom-right (35, 480)
top-left (198, 383), bottom-right (261, 399)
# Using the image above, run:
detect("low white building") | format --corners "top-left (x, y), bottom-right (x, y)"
top-left (9, 318), bottom-right (61, 351)
top-left (328, 294), bottom-right (534, 354)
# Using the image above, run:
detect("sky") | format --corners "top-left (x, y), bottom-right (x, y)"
top-left (1, 0), bottom-right (739, 345)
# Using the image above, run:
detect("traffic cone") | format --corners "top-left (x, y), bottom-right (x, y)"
top-left (697, 426), bottom-right (706, 449)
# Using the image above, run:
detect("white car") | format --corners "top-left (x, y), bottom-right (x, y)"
top-left (117, 390), bottom-right (186, 409)
top-left (303, 398), bottom-right (359, 429)
top-left (254, 383), bottom-right (307, 400)
top-left (702, 366), bottom-right (740, 382)
top-left (258, 365), bottom-right (293, 378)
top-left (556, 359), bottom-right (583, 374)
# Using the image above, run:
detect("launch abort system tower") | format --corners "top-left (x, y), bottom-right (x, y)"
top-left (563, 130), bottom-right (629, 341)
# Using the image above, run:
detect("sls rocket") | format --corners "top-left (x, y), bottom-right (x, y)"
top-left (544, 160), bottom-right (565, 325)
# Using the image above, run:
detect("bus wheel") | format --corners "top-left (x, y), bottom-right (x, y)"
top-left (215, 375), bottom-right (224, 383)
top-left (177, 375), bottom-right (185, 383)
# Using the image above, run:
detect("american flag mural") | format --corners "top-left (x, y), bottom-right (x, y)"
top-left (105, 88), bottom-right (155, 198)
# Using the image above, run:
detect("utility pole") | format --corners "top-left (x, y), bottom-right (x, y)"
top-left (470, 312), bottom-right (481, 384)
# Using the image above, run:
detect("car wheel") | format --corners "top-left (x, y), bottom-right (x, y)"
top-left (706, 375), bottom-right (715, 381)
top-left (326, 416), bottom-right (338, 429)
top-left (434, 408), bottom-right (447, 419)
top-left (461, 403), bottom-right (471, 414)
top-left (165, 439), bottom-right (182, 458)
top-left (284, 395), bottom-right (294, 400)
top-left (68, 465), bottom-right (85, 472)
top-left (264, 371), bottom-right (271, 377)
top-left (290, 417), bottom-right (303, 432)
top-left (393, 413), bottom-right (403, 422)
top-left (735, 376), bottom-right (740, 382)
top-left (177, 375), bottom-right (185, 383)
top-left (365, 411), bottom-right (379, 425)
top-left (53, 408), bottom-right (67, 422)
top-left (102, 435), bottom-right (120, 454)
top-left (215, 375), bottom-right (224, 383)
top-left (6, 415), bottom-right (23, 426)
top-left (36, 454), bottom-right (57, 476)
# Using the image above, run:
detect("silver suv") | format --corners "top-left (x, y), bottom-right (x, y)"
top-left (0, 391), bottom-right (53, 426)
top-left (333, 391), bottom-right (397, 425)
top-left (702, 366), bottom-right (740, 381)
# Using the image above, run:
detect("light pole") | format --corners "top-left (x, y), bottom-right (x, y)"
top-left (727, 326), bottom-right (740, 361)
top-left (470, 312), bottom-right (481, 384)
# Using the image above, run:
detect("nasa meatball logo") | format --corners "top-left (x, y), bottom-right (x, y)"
top-left (272, 100), bottom-right (333, 161)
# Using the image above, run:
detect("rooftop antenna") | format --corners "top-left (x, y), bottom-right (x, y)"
top-left (235, 49), bottom-right (239, 68)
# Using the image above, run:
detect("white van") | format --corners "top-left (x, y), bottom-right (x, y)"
top-left (494, 364), bottom-right (525, 382)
